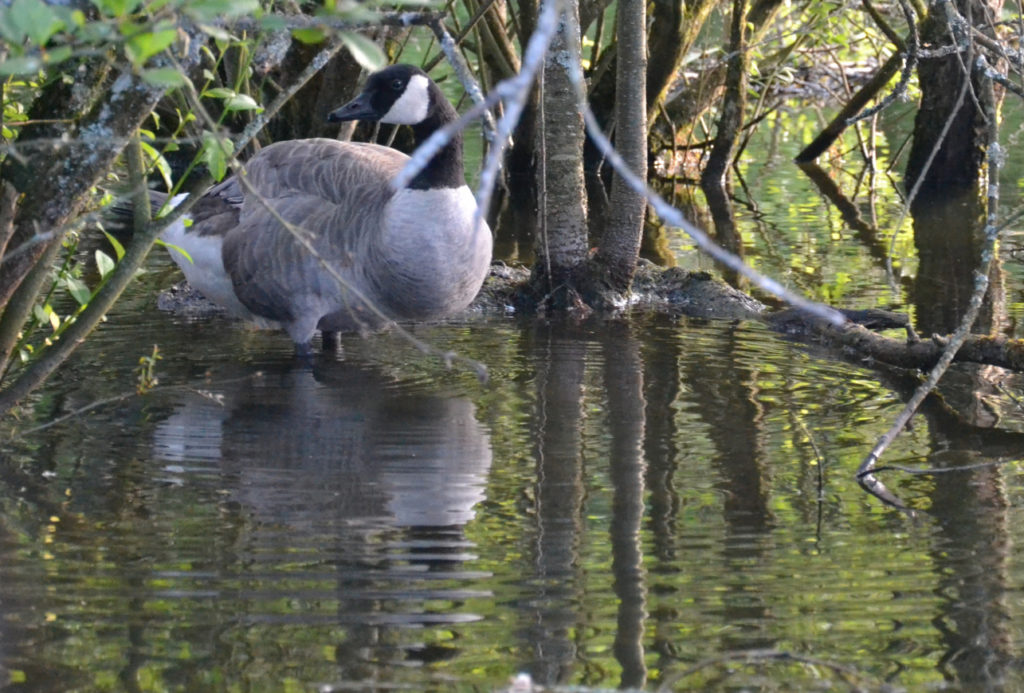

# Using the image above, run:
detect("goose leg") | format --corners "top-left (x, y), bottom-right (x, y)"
top-left (321, 330), bottom-right (340, 352)
top-left (287, 315), bottom-right (320, 360)
top-left (294, 341), bottom-right (316, 359)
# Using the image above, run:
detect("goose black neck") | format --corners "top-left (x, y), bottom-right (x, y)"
top-left (407, 97), bottom-right (465, 191)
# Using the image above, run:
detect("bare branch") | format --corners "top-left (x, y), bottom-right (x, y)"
top-left (846, 0), bottom-right (918, 125)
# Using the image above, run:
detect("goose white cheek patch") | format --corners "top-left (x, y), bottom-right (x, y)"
top-left (381, 74), bottom-right (431, 125)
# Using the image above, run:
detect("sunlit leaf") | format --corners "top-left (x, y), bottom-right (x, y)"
top-left (95, 250), bottom-right (116, 279)
top-left (155, 238), bottom-right (193, 264)
top-left (140, 140), bottom-right (173, 190)
top-left (195, 22), bottom-right (232, 41)
top-left (126, 27), bottom-right (177, 66)
top-left (63, 277), bottom-right (91, 305)
top-left (292, 27), bottom-right (326, 45)
top-left (339, 31), bottom-right (385, 71)
top-left (201, 130), bottom-right (233, 182)
top-left (92, 0), bottom-right (139, 18)
top-left (223, 93), bottom-right (261, 111)
top-left (185, 0), bottom-right (258, 22)
top-left (203, 87), bottom-right (263, 112)
top-left (142, 67), bottom-right (188, 88)
top-left (102, 230), bottom-right (127, 261)
top-left (201, 87), bottom-right (233, 99)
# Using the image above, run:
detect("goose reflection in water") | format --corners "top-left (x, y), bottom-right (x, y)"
top-left (154, 361), bottom-right (492, 527)
top-left (150, 360), bottom-right (494, 672)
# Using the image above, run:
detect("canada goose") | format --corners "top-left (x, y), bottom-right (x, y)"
top-left (154, 64), bottom-right (492, 355)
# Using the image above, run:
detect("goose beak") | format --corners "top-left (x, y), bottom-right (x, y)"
top-left (327, 93), bottom-right (377, 123)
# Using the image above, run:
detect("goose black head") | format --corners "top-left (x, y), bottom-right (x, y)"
top-left (327, 64), bottom-right (434, 126)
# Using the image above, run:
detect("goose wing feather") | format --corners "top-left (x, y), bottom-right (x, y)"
top-left (219, 138), bottom-right (407, 329)
top-left (189, 176), bottom-right (243, 236)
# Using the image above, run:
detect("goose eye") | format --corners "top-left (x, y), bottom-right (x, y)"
top-left (390, 79), bottom-right (404, 91)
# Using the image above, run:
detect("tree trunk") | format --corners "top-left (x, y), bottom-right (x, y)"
top-left (906, 0), bottom-right (1004, 335)
top-left (700, 0), bottom-right (747, 190)
top-left (592, 0), bottom-right (647, 293)
top-left (522, 0), bottom-right (590, 310)
top-left (906, 0), bottom-right (1002, 206)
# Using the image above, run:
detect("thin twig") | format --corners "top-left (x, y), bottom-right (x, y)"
top-left (870, 456), bottom-right (1016, 476)
top-left (425, 17), bottom-right (499, 140)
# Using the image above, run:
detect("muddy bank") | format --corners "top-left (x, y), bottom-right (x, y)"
top-left (158, 260), bottom-right (768, 324)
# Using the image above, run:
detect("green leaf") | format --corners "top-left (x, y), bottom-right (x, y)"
top-left (155, 238), bottom-right (193, 263)
top-left (43, 45), bottom-right (72, 66)
top-left (292, 26), bottom-right (326, 45)
top-left (10, 0), bottom-right (64, 46)
top-left (0, 8), bottom-right (22, 42)
top-left (195, 22), bottom-right (232, 41)
top-left (203, 87), bottom-right (263, 112)
top-left (260, 15), bottom-right (287, 31)
top-left (92, 0), bottom-right (139, 18)
top-left (0, 55), bottom-right (42, 76)
top-left (185, 0), bottom-right (258, 22)
top-left (223, 93), bottom-right (261, 111)
top-left (142, 67), bottom-right (187, 88)
top-left (202, 87), bottom-right (236, 98)
top-left (126, 27), bottom-right (177, 66)
top-left (63, 277), bottom-right (91, 305)
top-left (95, 250), bottom-right (116, 279)
top-left (140, 140), bottom-right (173, 190)
top-left (102, 229), bottom-right (127, 260)
top-left (339, 31), bottom-right (385, 72)
top-left (201, 130), bottom-right (233, 182)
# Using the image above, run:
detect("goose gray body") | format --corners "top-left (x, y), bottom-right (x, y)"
top-left (158, 65), bottom-right (492, 352)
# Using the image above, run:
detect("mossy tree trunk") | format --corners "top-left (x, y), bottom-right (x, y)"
top-left (591, 0), bottom-right (647, 294)
top-left (524, 0), bottom-right (590, 310)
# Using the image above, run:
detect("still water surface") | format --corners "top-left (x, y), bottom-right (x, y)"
top-left (3, 293), bottom-right (1023, 690)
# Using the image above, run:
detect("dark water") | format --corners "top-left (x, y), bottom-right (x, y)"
top-left (3, 293), bottom-right (1024, 691)
top-left (5, 108), bottom-right (1024, 691)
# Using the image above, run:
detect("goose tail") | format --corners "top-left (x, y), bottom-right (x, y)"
top-left (103, 189), bottom-right (180, 238)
